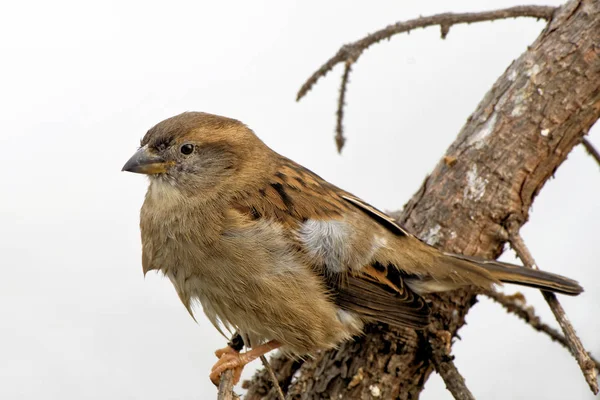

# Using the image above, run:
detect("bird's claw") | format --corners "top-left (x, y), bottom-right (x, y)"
top-left (210, 351), bottom-right (247, 386)
top-left (214, 345), bottom-right (238, 359)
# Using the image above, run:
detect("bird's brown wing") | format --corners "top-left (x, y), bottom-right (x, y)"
top-left (341, 195), bottom-right (410, 237)
top-left (335, 264), bottom-right (430, 328)
top-left (231, 156), bottom-right (430, 329)
top-left (232, 157), bottom-right (350, 226)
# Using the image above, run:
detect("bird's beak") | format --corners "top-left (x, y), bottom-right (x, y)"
top-left (122, 146), bottom-right (172, 175)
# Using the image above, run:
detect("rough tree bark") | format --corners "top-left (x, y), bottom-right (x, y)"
top-left (245, 0), bottom-right (600, 398)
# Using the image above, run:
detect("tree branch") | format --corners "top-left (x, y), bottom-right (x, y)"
top-left (486, 290), bottom-right (600, 372)
top-left (244, 354), bottom-right (302, 400)
top-left (507, 230), bottom-right (599, 394)
top-left (215, 355), bottom-right (286, 400)
top-left (217, 370), bottom-right (238, 400)
top-left (429, 330), bottom-right (476, 400)
top-left (582, 138), bottom-right (600, 168)
top-left (335, 61), bottom-right (353, 153)
top-left (260, 355), bottom-right (285, 400)
top-left (247, 1), bottom-right (600, 397)
top-left (297, 5), bottom-right (556, 152)
top-left (297, 6), bottom-right (555, 101)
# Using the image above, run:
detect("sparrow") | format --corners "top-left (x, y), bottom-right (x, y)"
top-left (122, 112), bottom-right (583, 385)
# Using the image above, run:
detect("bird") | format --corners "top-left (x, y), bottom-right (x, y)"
top-left (122, 111), bottom-right (583, 385)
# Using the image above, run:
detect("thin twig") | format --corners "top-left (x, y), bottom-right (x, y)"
top-left (260, 355), bottom-right (286, 400)
top-left (429, 330), bottom-right (476, 400)
top-left (296, 5), bottom-right (556, 153)
top-left (297, 5), bottom-right (555, 101)
top-left (335, 61), bottom-right (353, 153)
top-left (486, 290), bottom-right (600, 372)
top-left (582, 138), bottom-right (600, 167)
top-left (508, 230), bottom-right (599, 395)
top-left (217, 370), bottom-right (239, 400)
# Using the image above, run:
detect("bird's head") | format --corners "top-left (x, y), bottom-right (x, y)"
top-left (122, 112), bottom-right (264, 196)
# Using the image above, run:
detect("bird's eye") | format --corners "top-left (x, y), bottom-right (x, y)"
top-left (180, 144), bottom-right (194, 155)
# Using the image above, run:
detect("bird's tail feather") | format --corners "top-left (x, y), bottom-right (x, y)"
top-left (450, 254), bottom-right (583, 296)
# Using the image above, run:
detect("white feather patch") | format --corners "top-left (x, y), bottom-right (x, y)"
top-left (406, 279), bottom-right (455, 294)
top-left (298, 219), bottom-right (351, 273)
top-left (336, 309), bottom-right (363, 332)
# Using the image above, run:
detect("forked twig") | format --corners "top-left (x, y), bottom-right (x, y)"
top-left (296, 5), bottom-right (556, 152)
top-left (508, 230), bottom-right (598, 394)
top-left (297, 6), bottom-right (555, 101)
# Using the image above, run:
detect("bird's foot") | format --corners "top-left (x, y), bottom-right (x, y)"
top-left (210, 340), bottom-right (281, 386)
top-left (210, 351), bottom-right (245, 386)
top-left (214, 344), bottom-right (239, 359)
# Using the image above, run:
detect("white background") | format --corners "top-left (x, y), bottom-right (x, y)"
top-left (1, 0), bottom-right (598, 399)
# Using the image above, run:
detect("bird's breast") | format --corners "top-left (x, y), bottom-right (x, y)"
top-left (140, 201), bottom-right (360, 353)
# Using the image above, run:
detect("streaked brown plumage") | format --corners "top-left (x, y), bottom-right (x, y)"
top-left (122, 112), bottom-right (583, 384)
